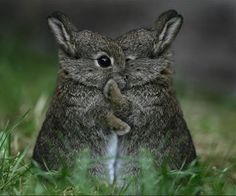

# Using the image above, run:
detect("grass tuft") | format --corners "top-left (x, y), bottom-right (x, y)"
top-left (0, 120), bottom-right (235, 195)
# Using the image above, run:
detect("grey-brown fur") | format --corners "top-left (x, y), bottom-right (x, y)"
top-left (33, 10), bottom-right (196, 182)
top-left (33, 12), bottom-right (131, 176)
top-left (106, 11), bottom-right (196, 180)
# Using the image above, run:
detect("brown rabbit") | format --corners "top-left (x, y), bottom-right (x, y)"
top-left (33, 12), bottom-right (131, 182)
top-left (33, 10), bottom-right (196, 184)
top-left (103, 10), bottom-right (196, 182)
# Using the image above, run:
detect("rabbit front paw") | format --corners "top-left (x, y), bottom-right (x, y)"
top-left (112, 121), bottom-right (131, 136)
top-left (104, 79), bottom-right (120, 101)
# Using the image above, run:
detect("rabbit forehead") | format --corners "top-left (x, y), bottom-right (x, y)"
top-left (74, 30), bottom-right (124, 58)
top-left (116, 28), bottom-right (155, 57)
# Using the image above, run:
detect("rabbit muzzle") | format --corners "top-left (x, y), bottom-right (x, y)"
top-left (112, 72), bottom-right (126, 90)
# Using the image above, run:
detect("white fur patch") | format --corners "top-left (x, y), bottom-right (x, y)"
top-left (48, 18), bottom-right (70, 44)
top-left (106, 133), bottom-right (118, 183)
top-left (159, 17), bottom-right (182, 45)
top-left (126, 55), bottom-right (136, 61)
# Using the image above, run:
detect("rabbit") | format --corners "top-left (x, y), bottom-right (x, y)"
top-left (32, 11), bottom-right (131, 182)
top-left (33, 10), bottom-right (197, 184)
top-left (102, 10), bottom-right (197, 182)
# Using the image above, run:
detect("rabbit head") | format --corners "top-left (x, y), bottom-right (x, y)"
top-left (116, 10), bottom-right (183, 88)
top-left (48, 11), bottom-right (127, 90)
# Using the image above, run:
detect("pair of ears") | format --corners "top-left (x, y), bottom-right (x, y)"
top-left (48, 10), bottom-right (183, 57)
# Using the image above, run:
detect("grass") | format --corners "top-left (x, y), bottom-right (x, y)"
top-left (0, 120), bottom-right (235, 195)
top-left (0, 35), bottom-right (236, 194)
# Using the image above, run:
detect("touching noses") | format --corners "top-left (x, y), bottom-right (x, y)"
top-left (111, 53), bottom-right (129, 90)
top-left (112, 72), bottom-right (127, 90)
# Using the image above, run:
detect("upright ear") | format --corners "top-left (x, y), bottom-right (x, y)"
top-left (48, 11), bottom-right (77, 56)
top-left (153, 10), bottom-right (183, 55)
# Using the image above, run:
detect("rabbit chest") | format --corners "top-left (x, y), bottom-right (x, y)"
top-left (123, 84), bottom-right (174, 127)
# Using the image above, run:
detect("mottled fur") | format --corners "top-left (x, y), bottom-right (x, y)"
top-left (106, 11), bottom-right (196, 180)
top-left (33, 13), bottom-right (130, 178)
top-left (33, 10), bottom-right (196, 182)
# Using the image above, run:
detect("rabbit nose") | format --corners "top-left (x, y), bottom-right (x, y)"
top-left (112, 73), bottom-right (126, 90)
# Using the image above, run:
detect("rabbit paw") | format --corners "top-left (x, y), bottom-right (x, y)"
top-left (112, 122), bottom-right (131, 136)
top-left (104, 79), bottom-right (119, 101)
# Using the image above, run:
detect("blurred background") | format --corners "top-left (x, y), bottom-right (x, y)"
top-left (0, 0), bottom-right (236, 179)
top-left (1, 0), bottom-right (236, 92)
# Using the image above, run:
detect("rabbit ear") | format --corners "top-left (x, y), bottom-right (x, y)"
top-left (48, 11), bottom-right (77, 56)
top-left (153, 10), bottom-right (183, 55)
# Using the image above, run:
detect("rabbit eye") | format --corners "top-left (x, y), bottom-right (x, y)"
top-left (126, 55), bottom-right (136, 62)
top-left (97, 55), bottom-right (111, 68)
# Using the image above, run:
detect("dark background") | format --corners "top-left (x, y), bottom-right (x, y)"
top-left (1, 0), bottom-right (236, 94)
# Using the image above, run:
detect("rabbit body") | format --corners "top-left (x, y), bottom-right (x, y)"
top-left (33, 16), bottom-right (130, 181)
top-left (33, 10), bottom-right (196, 183)
top-left (105, 12), bottom-right (197, 179)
